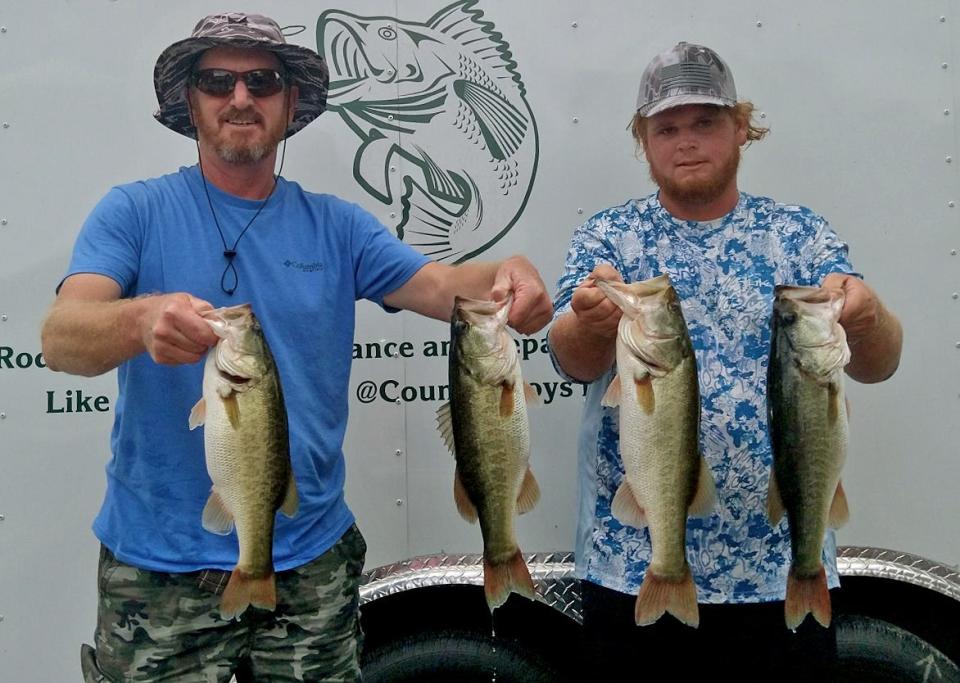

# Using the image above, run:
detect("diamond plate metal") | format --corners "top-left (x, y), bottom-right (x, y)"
top-left (359, 546), bottom-right (960, 625)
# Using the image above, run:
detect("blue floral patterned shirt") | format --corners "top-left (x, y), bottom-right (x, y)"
top-left (550, 192), bottom-right (856, 603)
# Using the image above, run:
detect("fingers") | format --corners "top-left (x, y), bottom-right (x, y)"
top-left (143, 294), bottom-right (218, 365)
top-left (493, 256), bottom-right (554, 334)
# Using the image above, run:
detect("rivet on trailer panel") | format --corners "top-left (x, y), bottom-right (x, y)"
top-left (947, 156), bottom-right (953, 164)
top-left (949, 201), bottom-right (955, 207)
top-left (0, 27), bottom-right (6, 33)
top-left (952, 249), bottom-right (958, 256)
top-left (952, 293), bottom-right (959, 300)
top-left (943, 62), bottom-right (949, 69)
top-left (395, 449), bottom-right (402, 456)
top-left (572, 117), bottom-right (579, 124)
top-left (946, 110), bottom-right (952, 116)
top-left (1, 314), bottom-right (7, 321)
top-left (940, 16), bottom-right (947, 23)
top-left (577, 208), bottom-right (583, 214)
top-left (571, 21), bottom-right (578, 28)
top-left (395, 499), bottom-right (403, 506)
top-left (2, 123), bottom-right (9, 129)
top-left (1, 218), bottom-right (7, 225)
top-left (0, 412), bottom-right (5, 419)
top-left (756, 21), bottom-right (763, 28)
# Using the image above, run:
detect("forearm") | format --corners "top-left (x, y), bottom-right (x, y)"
top-left (845, 305), bottom-right (903, 383)
top-left (548, 311), bottom-right (617, 383)
top-left (41, 298), bottom-right (149, 377)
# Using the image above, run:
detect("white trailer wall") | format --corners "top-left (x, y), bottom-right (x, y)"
top-left (1, 1), bottom-right (957, 680)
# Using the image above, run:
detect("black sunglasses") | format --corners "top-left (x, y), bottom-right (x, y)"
top-left (191, 68), bottom-right (287, 98)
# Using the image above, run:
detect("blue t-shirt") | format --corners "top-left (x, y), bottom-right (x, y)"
top-left (64, 165), bottom-right (430, 572)
top-left (550, 192), bottom-right (856, 604)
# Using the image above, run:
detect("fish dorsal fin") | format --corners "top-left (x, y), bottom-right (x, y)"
top-left (688, 457), bottom-right (717, 518)
top-left (280, 473), bottom-right (299, 518)
top-left (612, 481), bottom-right (648, 528)
top-left (436, 402), bottom-right (457, 456)
top-left (516, 468), bottom-right (540, 515)
top-left (453, 79), bottom-right (528, 160)
top-left (188, 398), bottom-right (206, 430)
top-left (767, 470), bottom-right (785, 526)
top-left (828, 480), bottom-right (850, 528)
top-left (601, 375), bottom-right (622, 408)
top-left (202, 490), bottom-right (234, 535)
top-left (499, 381), bottom-right (515, 417)
top-left (426, 0), bottom-right (525, 94)
top-left (523, 382), bottom-right (540, 405)
top-left (453, 467), bottom-right (479, 522)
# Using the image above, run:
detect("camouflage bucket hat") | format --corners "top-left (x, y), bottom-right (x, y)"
top-left (153, 12), bottom-right (329, 139)
top-left (636, 42), bottom-right (737, 117)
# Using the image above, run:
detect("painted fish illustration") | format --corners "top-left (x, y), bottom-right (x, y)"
top-left (317, 0), bottom-right (539, 262)
top-left (436, 295), bottom-right (541, 611)
top-left (596, 275), bottom-right (717, 628)
top-left (188, 304), bottom-right (298, 620)
top-left (767, 285), bottom-right (851, 630)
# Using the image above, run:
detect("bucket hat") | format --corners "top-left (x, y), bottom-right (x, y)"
top-left (153, 12), bottom-right (329, 139)
top-left (637, 42), bottom-right (737, 117)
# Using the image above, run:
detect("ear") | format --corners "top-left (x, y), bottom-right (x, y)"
top-left (733, 110), bottom-right (748, 146)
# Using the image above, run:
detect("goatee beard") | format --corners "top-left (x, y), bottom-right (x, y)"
top-left (650, 145), bottom-right (741, 206)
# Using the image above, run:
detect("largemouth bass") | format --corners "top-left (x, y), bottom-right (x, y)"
top-left (188, 304), bottom-right (298, 620)
top-left (436, 295), bottom-right (540, 611)
top-left (596, 274), bottom-right (716, 628)
top-left (767, 285), bottom-right (851, 630)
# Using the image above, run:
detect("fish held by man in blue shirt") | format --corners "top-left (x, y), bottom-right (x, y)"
top-left (188, 303), bottom-right (299, 620)
top-left (596, 274), bottom-right (717, 628)
top-left (767, 285), bottom-right (851, 630)
top-left (436, 294), bottom-right (541, 612)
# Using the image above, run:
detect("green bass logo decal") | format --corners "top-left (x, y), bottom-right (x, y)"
top-left (317, 0), bottom-right (539, 262)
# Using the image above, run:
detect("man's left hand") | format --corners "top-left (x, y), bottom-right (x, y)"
top-left (491, 256), bottom-right (553, 334)
top-left (821, 272), bottom-right (884, 345)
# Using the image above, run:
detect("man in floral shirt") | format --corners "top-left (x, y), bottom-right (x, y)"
top-left (548, 42), bottom-right (902, 678)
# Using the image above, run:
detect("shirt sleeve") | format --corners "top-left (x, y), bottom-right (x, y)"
top-left (349, 204), bottom-right (430, 308)
top-left (60, 186), bottom-right (144, 295)
top-left (789, 211), bottom-right (859, 285)
top-left (552, 215), bottom-right (624, 318)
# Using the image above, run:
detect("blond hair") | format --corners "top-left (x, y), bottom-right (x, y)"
top-left (629, 102), bottom-right (769, 152)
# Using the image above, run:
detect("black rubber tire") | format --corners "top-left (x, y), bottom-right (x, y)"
top-left (833, 614), bottom-right (960, 682)
top-left (361, 628), bottom-right (559, 683)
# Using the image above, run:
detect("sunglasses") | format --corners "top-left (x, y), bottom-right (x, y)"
top-left (191, 68), bottom-right (287, 98)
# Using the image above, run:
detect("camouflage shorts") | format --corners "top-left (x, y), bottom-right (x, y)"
top-left (82, 524), bottom-right (366, 683)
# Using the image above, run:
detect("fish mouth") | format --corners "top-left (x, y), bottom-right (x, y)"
top-left (775, 286), bottom-right (839, 304)
top-left (453, 294), bottom-right (513, 326)
top-left (319, 16), bottom-right (383, 98)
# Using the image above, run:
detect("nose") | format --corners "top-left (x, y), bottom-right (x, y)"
top-left (677, 135), bottom-right (698, 152)
top-left (229, 79), bottom-right (255, 107)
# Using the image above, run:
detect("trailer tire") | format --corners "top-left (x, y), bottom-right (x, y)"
top-left (361, 628), bottom-right (559, 683)
top-left (833, 614), bottom-right (960, 682)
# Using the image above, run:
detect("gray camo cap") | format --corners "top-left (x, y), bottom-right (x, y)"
top-left (636, 42), bottom-right (737, 117)
top-left (153, 12), bottom-right (329, 139)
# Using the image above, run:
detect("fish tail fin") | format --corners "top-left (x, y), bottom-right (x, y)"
top-left (219, 569), bottom-right (277, 621)
top-left (785, 566), bottom-right (832, 630)
top-left (483, 550), bottom-right (537, 612)
top-left (635, 566), bottom-right (699, 628)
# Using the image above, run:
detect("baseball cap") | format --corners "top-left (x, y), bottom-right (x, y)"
top-left (636, 42), bottom-right (737, 117)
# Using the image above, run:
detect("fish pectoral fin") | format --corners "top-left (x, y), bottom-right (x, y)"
top-left (611, 482), bottom-right (648, 528)
top-left (453, 467), bottom-right (479, 523)
top-left (499, 382), bottom-right (515, 417)
top-left (435, 402), bottom-right (457, 456)
top-left (766, 470), bottom-right (786, 526)
top-left (688, 456), bottom-right (718, 518)
top-left (600, 375), bottom-right (622, 408)
top-left (280, 473), bottom-right (299, 518)
top-left (828, 480), bottom-right (850, 528)
top-left (634, 375), bottom-right (655, 415)
top-left (221, 393), bottom-right (241, 429)
top-left (201, 490), bottom-right (234, 535)
top-left (516, 468), bottom-right (540, 515)
top-left (523, 382), bottom-right (541, 405)
top-left (188, 398), bottom-right (206, 430)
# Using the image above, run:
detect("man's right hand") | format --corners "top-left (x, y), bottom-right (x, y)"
top-left (139, 293), bottom-right (219, 366)
top-left (569, 263), bottom-right (625, 341)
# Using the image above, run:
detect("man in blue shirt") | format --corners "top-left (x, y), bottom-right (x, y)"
top-left (548, 42), bottom-right (902, 678)
top-left (41, 13), bottom-right (552, 683)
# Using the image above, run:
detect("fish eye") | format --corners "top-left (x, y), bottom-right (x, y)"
top-left (780, 312), bottom-right (797, 325)
top-left (378, 26), bottom-right (397, 40)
